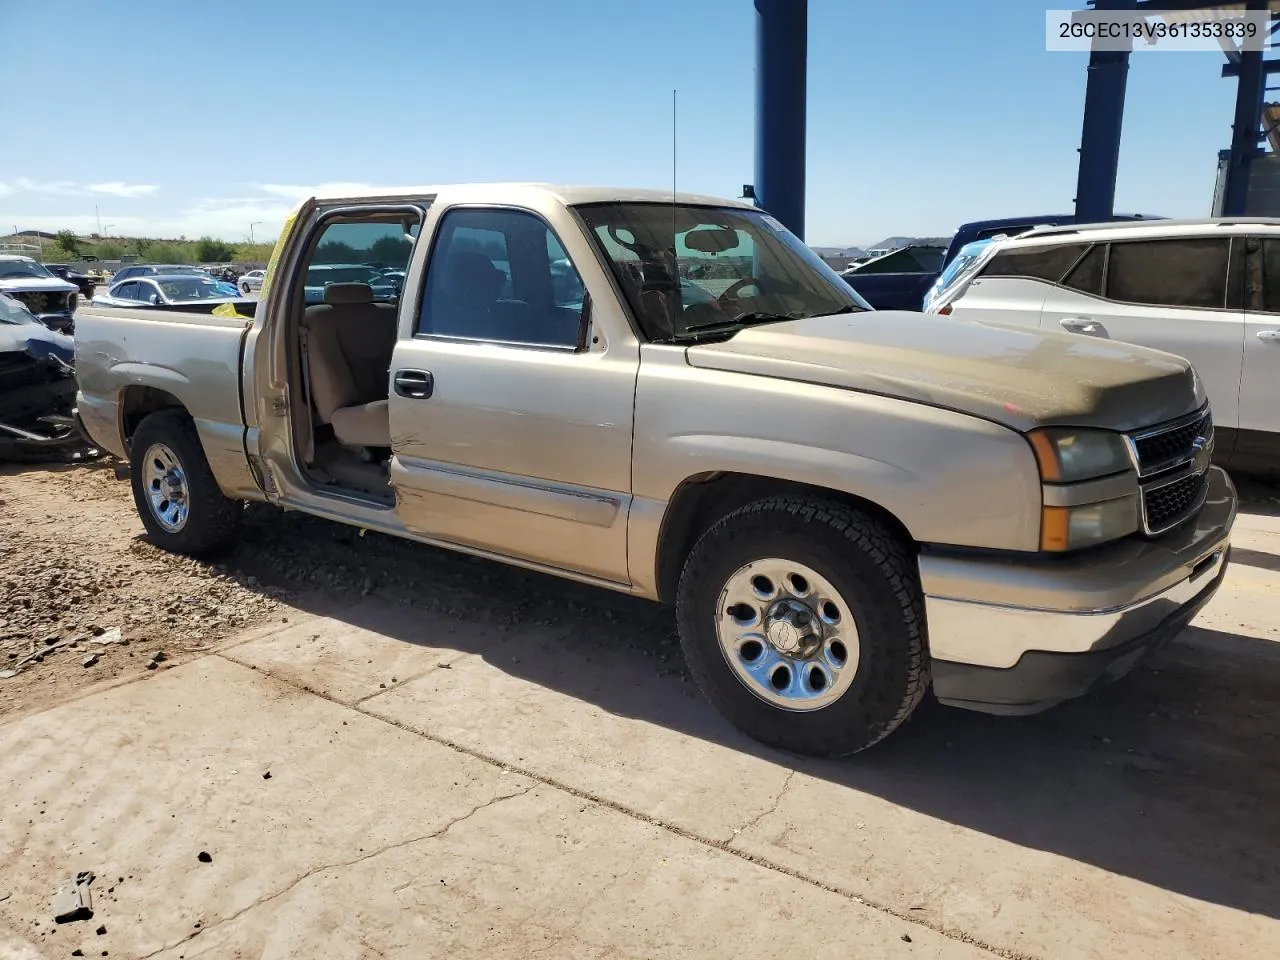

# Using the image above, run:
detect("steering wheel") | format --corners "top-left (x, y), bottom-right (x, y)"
top-left (718, 276), bottom-right (764, 302)
top-left (607, 224), bottom-right (643, 253)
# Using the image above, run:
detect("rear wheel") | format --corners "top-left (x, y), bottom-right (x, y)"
top-left (129, 410), bottom-right (241, 556)
top-left (675, 497), bottom-right (928, 756)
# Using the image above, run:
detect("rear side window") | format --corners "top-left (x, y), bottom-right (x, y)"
top-left (115, 281), bottom-right (139, 300)
top-left (1061, 245), bottom-right (1105, 296)
top-left (1259, 238), bottom-right (1280, 313)
top-left (1106, 238), bottom-right (1228, 309)
top-left (980, 243), bottom-right (1087, 284)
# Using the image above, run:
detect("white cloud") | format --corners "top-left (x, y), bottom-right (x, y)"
top-left (0, 195), bottom-right (295, 242)
top-left (15, 177), bottom-right (80, 197)
top-left (0, 182), bottom-right (12, 197)
top-left (88, 182), bottom-right (160, 199)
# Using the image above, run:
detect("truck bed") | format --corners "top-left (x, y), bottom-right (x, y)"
top-left (73, 303), bottom-right (255, 471)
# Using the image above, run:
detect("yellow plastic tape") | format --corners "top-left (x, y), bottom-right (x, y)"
top-left (258, 207), bottom-right (301, 302)
top-left (211, 302), bottom-right (244, 319)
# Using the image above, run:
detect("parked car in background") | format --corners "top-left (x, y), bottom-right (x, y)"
top-left (304, 263), bottom-right (398, 303)
top-left (239, 269), bottom-right (266, 295)
top-left (930, 217), bottom-right (1279, 475)
top-left (838, 244), bottom-right (946, 310)
top-left (941, 213), bottom-right (1163, 269)
top-left (109, 263), bottom-right (208, 284)
top-left (92, 274), bottom-right (244, 309)
top-left (75, 182), bottom-right (1234, 757)
top-left (921, 236), bottom-right (1002, 313)
top-left (0, 256), bottom-right (79, 332)
top-left (43, 263), bottom-right (97, 301)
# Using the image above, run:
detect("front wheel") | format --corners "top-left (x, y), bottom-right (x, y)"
top-left (129, 410), bottom-right (241, 556)
top-left (676, 497), bottom-right (928, 757)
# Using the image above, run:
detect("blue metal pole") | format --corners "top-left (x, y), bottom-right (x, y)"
top-left (754, 0), bottom-right (808, 239)
top-left (1074, 0), bottom-right (1134, 222)
top-left (1221, 0), bottom-right (1268, 216)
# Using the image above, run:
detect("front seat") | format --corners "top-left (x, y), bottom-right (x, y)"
top-left (301, 282), bottom-right (397, 448)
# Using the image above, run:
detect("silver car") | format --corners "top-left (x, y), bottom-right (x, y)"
top-left (238, 269), bottom-right (266, 296)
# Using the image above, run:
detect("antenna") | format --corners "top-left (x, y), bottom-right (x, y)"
top-left (671, 88), bottom-right (678, 248)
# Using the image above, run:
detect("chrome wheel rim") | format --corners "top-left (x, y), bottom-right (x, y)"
top-left (715, 558), bottom-right (860, 712)
top-left (143, 442), bottom-right (190, 532)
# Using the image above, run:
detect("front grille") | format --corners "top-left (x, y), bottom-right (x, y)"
top-left (1143, 471), bottom-right (1210, 533)
top-left (1126, 404), bottom-right (1214, 535)
top-left (1131, 407), bottom-right (1212, 477)
top-left (12, 291), bottom-right (72, 315)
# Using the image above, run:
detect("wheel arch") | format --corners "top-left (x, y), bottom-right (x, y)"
top-left (653, 472), bottom-right (917, 605)
top-left (118, 386), bottom-right (189, 451)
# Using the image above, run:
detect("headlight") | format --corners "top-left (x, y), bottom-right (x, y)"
top-left (1028, 427), bottom-right (1139, 551)
top-left (1040, 495), bottom-right (1140, 551)
top-left (1026, 427), bottom-right (1132, 483)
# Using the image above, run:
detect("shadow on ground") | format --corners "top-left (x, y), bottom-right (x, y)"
top-left (133, 471), bottom-right (1279, 927)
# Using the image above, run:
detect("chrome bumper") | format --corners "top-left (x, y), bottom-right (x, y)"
top-left (921, 467), bottom-right (1235, 697)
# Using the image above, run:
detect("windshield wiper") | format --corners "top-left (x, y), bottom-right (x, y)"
top-left (679, 312), bottom-right (799, 336)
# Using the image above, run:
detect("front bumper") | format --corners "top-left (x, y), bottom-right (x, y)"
top-left (923, 466), bottom-right (1236, 715)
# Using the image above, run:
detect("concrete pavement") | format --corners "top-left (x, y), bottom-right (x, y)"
top-left (1, 508), bottom-right (1277, 959)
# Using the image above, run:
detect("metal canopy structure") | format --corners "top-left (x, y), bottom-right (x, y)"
top-left (753, 0), bottom-right (808, 239)
top-left (1074, 0), bottom-right (1280, 219)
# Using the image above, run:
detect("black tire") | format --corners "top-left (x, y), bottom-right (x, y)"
top-left (129, 409), bottom-right (241, 557)
top-left (675, 497), bottom-right (928, 757)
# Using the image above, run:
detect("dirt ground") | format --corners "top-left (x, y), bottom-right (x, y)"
top-left (2, 458), bottom-right (1279, 959)
top-left (0, 457), bottom-right (680, 719)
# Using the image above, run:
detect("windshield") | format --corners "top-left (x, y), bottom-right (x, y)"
top-left (575, 202), bottom-right (870, 341)
top-left (0, 259), bottom-right (55, 280)
top-left (157, 277), bottom-right (230, 300)
top-left (926, 238), bottom-right (994, 307)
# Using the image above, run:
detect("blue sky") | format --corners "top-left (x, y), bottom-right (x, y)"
top-left (0, 0), bottom-right (1239, 246)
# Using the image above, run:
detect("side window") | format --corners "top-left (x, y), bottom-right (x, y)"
top-left (138, 281), bottom-right (158, 302)
top-left (1106, 238), bottom-right (1228, 309)
top-left (1061, 244), bottom-right (1105, 296)
top-left (1260, 238), bottom-right (1280, 313)
top-left (116, 281), bottom-right (138, 300)
top-left (305, 217), bottom-right (417, 303)
top-left (419, 207), bottom-right (585, 349)
top-left (980, 243), bottom-right (1088, 283)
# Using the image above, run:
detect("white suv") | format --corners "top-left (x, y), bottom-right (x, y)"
top-left (928, 218), bottom-right (1279, 475)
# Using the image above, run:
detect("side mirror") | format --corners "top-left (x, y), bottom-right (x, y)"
top-left (149, 292), bottom-right (163, 305)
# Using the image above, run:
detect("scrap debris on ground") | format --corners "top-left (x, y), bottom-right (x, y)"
top-left (0, 456), bottom-right (679, 718)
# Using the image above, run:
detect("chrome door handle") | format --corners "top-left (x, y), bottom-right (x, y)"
top-left (1257, 330), bottom-right (1280, 343)
top-left (1060, 317), bottom-right (1102, 334)
top-left (393, 369), bottom-right (434, 399)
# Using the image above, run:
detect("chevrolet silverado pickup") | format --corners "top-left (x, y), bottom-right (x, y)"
top-left (73, 184), bottom-right (1236, 756)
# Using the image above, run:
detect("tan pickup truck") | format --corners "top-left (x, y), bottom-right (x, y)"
top-left (74, 184), bottom-right (1235, 756)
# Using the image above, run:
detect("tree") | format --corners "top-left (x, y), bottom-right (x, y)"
top-left (313, 240), bottom-right (360, 264)
top-left (195, 236), bottom-right (235, 263)
top-left (147, 242), bottom-right (194, 264)
top-left (55, 230), bottom-right (81, 258)
top-left (368, 235), bottom-right (412, 268)
top-left (233, 241), bottom-right (276, 263)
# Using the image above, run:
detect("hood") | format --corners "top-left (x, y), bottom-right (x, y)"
top-left (0, 276), bottom-right (79, 295)
top-left (0, 316), bottom-right (75, 366)
top-left (684, 311), bottom-right (1204, 434)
